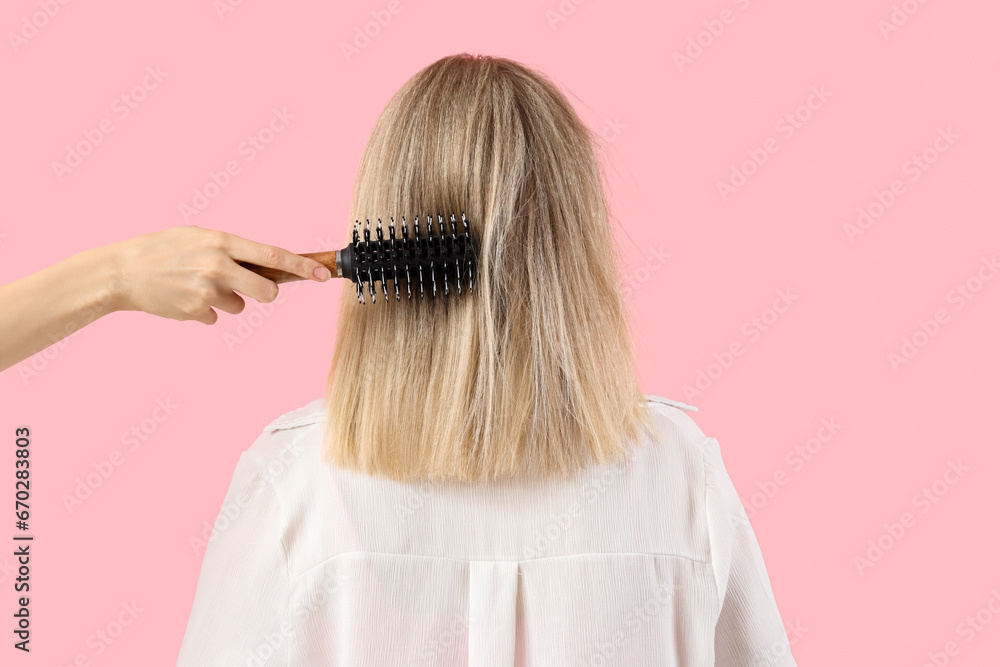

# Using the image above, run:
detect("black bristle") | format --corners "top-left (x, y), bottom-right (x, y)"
top-left (428, 215), bottom-right (437, 298)
top-left (438, 214), bottom-right (449, 298)
top-left (376, 219), bottom-right (388, 302)
top-left (450, 213), bottom-right (462, 295)
top-left (462, 212), bottom-right (474, 291)
top-left (389, 218), bottom-right (400, 302)
top-left (364, 220), bottom-right (375, 303)
top-left (401, 217), bottom-right (412, 300)
top-left (353, 221), bottom-right (364, 304)
top-left (417, 215), bottom-right (425, 299)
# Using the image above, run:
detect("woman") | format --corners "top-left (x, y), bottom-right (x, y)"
top-left (177, 53), bottom-right (798, 666)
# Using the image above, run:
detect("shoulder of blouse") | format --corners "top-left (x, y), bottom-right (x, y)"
top-left (259, 396), bottom-right (702, 433)
top-left (262, 397), bottom-right (327, 433)
top-left (238, 398), bottom-right (326, 488)
top-left (643, 394), bottom-right (698, 413)
top-left (255, 393), bottom-right (707, 454)
top-left (642, 393), bottom-right (712, 452)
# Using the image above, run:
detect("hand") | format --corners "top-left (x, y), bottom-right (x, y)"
top-left (109, 226), bottom-right (331, 325)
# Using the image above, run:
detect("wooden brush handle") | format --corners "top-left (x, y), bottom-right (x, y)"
top-left (237, 251), bottom-right (339, 284)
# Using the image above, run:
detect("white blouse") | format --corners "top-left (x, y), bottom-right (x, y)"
top-left (177, 395), bottom-right (797, 666)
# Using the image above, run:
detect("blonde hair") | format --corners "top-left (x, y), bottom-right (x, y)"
top-left (322, 53), bottom-right (656, 481)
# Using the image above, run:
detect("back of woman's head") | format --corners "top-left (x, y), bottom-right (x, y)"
top-left (323, 53), bottom-right (655, 481)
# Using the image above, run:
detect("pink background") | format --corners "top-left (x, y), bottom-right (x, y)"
top-left (2, 0), bottom-right (999, 664)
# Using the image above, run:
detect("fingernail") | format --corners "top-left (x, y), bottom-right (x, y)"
top-left (313, 266), bottom-right (332, 281)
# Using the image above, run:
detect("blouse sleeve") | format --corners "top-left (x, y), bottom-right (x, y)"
top-left (703, 436), bottom-right (798, 667)
top-left (177, 450), bottom-right (289, 666)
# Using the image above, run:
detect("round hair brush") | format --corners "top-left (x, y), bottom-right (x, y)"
top-left (239, 213), bottom-right (477, 304)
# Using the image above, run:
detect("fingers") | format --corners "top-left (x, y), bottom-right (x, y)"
top-left (220, 232), bottom-right (332, 282)
top-left (186, 291), bottom-right (242, 325)
top-left (175, 229), bottom-right (329, 326)
top-left (214, 290), bottom-right (246, 316)
top-left (223, 261), bottom-right (281, 305)
top-left (190, 307), bottom-right (219, 326)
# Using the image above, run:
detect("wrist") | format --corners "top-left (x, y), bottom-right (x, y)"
top-left (80, 243), bottom-right (132, 315)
